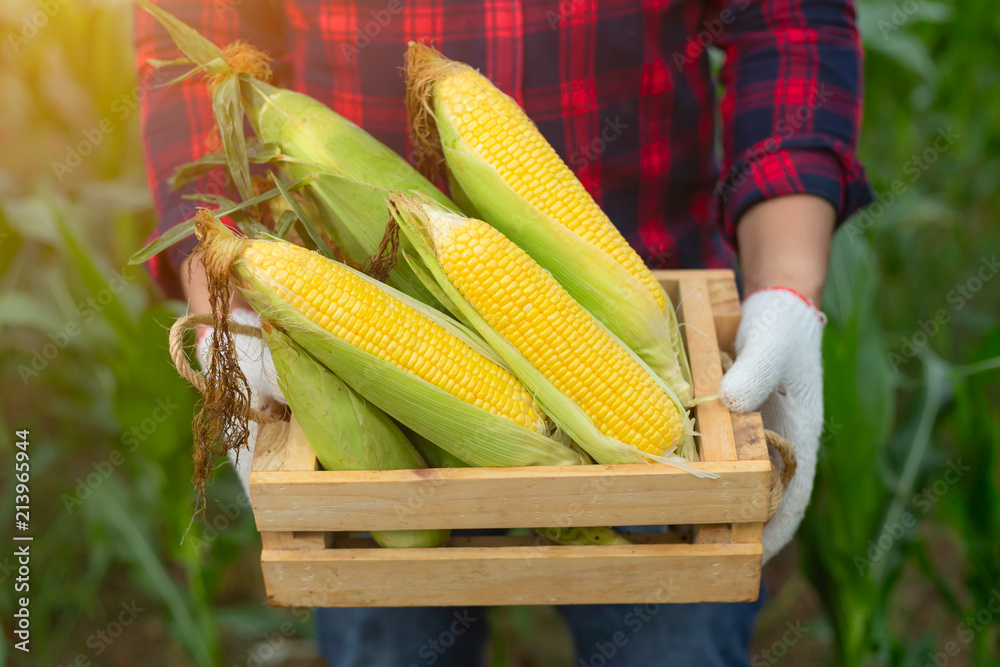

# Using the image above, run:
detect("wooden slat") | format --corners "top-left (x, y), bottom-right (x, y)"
top-left (707, 276), bottom-right (741, 354)
top-left (252, 421), bottom-right (290, 472)
top-left (654, 269), bottom-right (737, 282)
top-left (676, 276), bottom-right (736, 463)
top-left (250, 460), bottom-right (770, 532)
top-left (730, 413), bottom-right (768, 544)
top-left (656, 269), bottom-right (741, 361)
top-left (262, 542), bottom-right (762, 607)
top-left (251, 420), bottom-right (314, 510)
top-left (672, 273), bottom-right (738, 545)
top-left (733, 413), bottom-right (768, 462)
top-left (282, 417), bottom-right (317, 471)
top-left (260, 531), bottom-right (328, 550)
top-left (251, 419), bottom-right (316, 472)
top-left (260, 531), bottom-right (296, 550)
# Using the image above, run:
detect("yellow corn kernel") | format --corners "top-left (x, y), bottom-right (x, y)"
top-left (424, 211), bottom-right (684, 456)
top-left (437, 69), bottom-right (668, 313)
top-left (242, 240), bottom-right (547, 434)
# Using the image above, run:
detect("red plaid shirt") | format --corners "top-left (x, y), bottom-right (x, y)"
top-left (135, 0), bottom-right (871, 298)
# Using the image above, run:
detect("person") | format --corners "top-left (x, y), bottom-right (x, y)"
top-left (135, 0), bottom-right (871, 664)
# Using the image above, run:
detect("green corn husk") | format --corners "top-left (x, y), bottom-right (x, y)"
top-left (408, 430), bottom-right (470, 469)
top-left (405, 44), bottom-right (694, 404)
top-left (135, 0), bottom-right (451, 307)
top-left (239, 78), bottom-right (458, 294)
top-left (264, 326), bottom-right (449, 548)
top-left (389, 195), bottom-right (709, 475)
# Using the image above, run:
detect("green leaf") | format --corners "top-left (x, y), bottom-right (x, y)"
top-left (866, 32), bottom-right (937, 81)
top-left (127, 176), bottom-right (315, 265)
top-left (2, 197), bottom-right (59, 244)
top-left (211, 76), bottom-right (253, 202)
top-left (134, 0), bottom-right (226, 67)
top-left (92, 485), bottom-right (215, 667)
top-left (157, 61), bottom-right (223, 88)
top-left (54, 213), bottom-right (137, 346)
top-left (128, 217), bottom-right (196, 265)
top-left (273, 210), bottom-right (297, 239)
top-left (871, 349), bottom-right (950, 585)
top-left (147, 57), bottom-right (195, 68)
top-left (800, 231), bottom-right (896, 664)
top-left (169, 143), bottom-right (283, 190)
top-left (268, 172), bottom-right (334, 259)
top-left (0, 292), bottom-right (64, 331)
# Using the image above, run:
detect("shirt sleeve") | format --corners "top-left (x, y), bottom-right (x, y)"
top-left (712, 0), bottom-right (873, 246)
top-left (134, 0), bottom-right (285, 298)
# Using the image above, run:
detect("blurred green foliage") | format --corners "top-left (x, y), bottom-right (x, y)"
top-left (0, 2), bottom-right (306, 665)
top-left (800, 0), bottom-right (1000, 664)
top-left (0, 0), bottom-right (997, 665)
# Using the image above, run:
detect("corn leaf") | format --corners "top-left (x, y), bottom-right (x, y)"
top-left (135, 0), bottom-right (226, 68)
top-left (128, 176), bottom-right (314, 265)
top-left (211, 76), bottom-right (253, 202)
top-left (93, 486), bottom-right (214, 666)
top-left (274, 210), bottom-right (297, 239)
top-left (268, 172), bottom-right (334, 259)
top-left (157, 61), bottom-right (224, 88)
top-left (169, 143), bottom-right (284, 190)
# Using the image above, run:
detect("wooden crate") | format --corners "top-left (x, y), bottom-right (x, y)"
top-left (249, 269), bottom-right (770, 607)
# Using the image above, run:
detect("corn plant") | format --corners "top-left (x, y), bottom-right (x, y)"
top-left (0, 2), bottom-right (307, 665)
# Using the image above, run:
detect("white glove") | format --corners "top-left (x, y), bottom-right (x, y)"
top-left (719, 288), bottom-right (826, 563)
top-left (196, 308), bottom-right (285, 498)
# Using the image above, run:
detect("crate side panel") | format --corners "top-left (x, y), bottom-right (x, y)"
top-left (250, 461), bottom-right (770, 531)
top-left (262, 542), bottom-right (762, 607)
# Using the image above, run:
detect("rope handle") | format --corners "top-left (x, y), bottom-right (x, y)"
top-left (169, 313), bottom-right (279, 424)
top-left (718, 351), bottom-right (797, 523)
top-left (764, 429), bottom-right (797, 521)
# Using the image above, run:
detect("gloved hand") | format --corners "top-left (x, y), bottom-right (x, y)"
top-left (196, 308), bottom-right (286, 498)
top-left (718, 288), bottom-right (826, 563)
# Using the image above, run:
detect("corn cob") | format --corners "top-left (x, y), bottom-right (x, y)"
top-left (244, 240), bottom-right (545, 432)
top-left (406, 43), bottom-right (693, 404)
top-left (195, 210), bottom-right (582, 468)
top-left (264, 326), bottom-right (449, 548)
top-left (136, 1), bottom-right (454, 307)
top-left (240, 76), bottom-right (458, 273)
top-left (420, 210), bottom-right (684, 456)
top-left (392, 197), bottom-right (702, 470)
top-left (432, 69), bottom-right (664, 312)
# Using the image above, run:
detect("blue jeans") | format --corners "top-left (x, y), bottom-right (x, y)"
top-left (315, 591), bottom-right (764, 666)
top-left (315, 528), bottom-right (766, 666)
